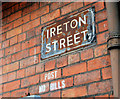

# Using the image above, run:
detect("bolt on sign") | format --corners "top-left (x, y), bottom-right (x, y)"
top-left (41, 8), bottom-right (95, 59)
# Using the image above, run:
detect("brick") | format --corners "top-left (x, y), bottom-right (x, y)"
top-left (88, 55), bottom-right (111, 71)
top-left (97, 31), bottom-right (109, 44)
top-left (50, 77), bottom-right (73, 91)
top-left (98, 20), bottom-right (108, 33)
top-left (0, 84), bottom-right (2, 93)
top-left (3, 80), bottom-right (20, 92)
top-left (102, 67), bottom-right (112, 79)
top-left (1, 33), bottom-right (6, 42)
top-left (2, 40), bottom-right (9, 48)
top-left (7, 71), bottom-right (16, 81)
top-left (63, 62), bottom-right (87, 77)
top-left (41, 9), bottom-right (60, 24)
top-left (0, 50), bottom-right (4, 58)
top-left (4, 55), bottom-right (11, 65)
top-left (45, 59), bottom-right (55, 71)
top-left (11, 4), bottom-right (19, 13)
top-left (2, 92), bottom-right (11, 97)
top-left (22, 3), bottom-right (39, 16)
top-left (3, 62), bottom-right (19, 74)
top-left (25, 66), bottom-right (35, 77)
top-left (29, 46), bottom-right (40, 56)
top-left (81, 48), bottom-right (93, 60)
top-left (5, 43), bottom-right (21, 56)
top-left (29, 36), bottom-right (40, 48)
top-left (0, 43), bottom-right (1, 49)
top-left (84, 0), bottom-right (97, 6)
top-left (40, 69), bottom-right (61, 82)
top-left (17, 69), bottom-right (25, 79)
top-left (41, 91), bottom-right (60, 97)
top-left (39, 82), bottom-right (49, 93)
top-left (19, 2), bottom-right (32, 9)
top-left (6, 26), bottom-right (22, 39)
top-left (26, 28), bottom-right (36, 39)
top-left (50, 2), bottom-right (69, 11)
top-left (29, 85), bottom-right (39, 95)
top-left (23, 18), bottom-right (40, 32)
top-left (94, 44), bottom-right (107, 57)
top-left (57, 56), bottom-right (67, 68)
top-left (21, 75), bottom-right (39, 88)
top-left (18, 33), bottom-right (26, 42)
top-left (20, 55), bottom-right (39, 68)
top-left (88, 80), bottom-right (112, 95)
top-left (2, 74), bottom-right (7, 83)
top-left (62, 86), bottom-right (87, 97)
top-left (2, 2), bottom-right (16, 11)
top-left (95, 94), bottom-right (109, 97)
top-left (93, 2), bottom-right (105, 12)
top-left (0, 67), bottom-right (2, 75)
top-left (7, 11), bottom-right (22, 23)
top-left (61, 2), bottom-right (83, 15)
top-left (3, 8), bottom-right (12, 18)
top-left (11, 88), bottom-right (28, 97)
top-left (14, 14), bottom-right (30, 28)
top-left (10, 36), bottom-right (17, 45)
top-left (96, 10), bottom-right (107, 23)
top-left (40, 2), bottom-right (49, 7)
top-left (74, 70), bottom-right (101, 85)
top-left (21, 41), bottom-right (29, 50)
top-left (36, 63), bottom-right (44, 73)
top-left (2, 22), bottom-right (14, 33)
top-left (12, 49), bottom-right (29, 62)
top-left (31, 5), bottom-right (49, 20)
top-left (68, 53), bottom-right (80, 64)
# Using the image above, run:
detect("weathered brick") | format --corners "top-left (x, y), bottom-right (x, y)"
top-left (29, 36), bottom-right (40, 48)
top-left (14, 14), bottom-right (30, 28)
top-left (26, 28), bottom-right (36, 39)
top-left (45, 59), bottom-right (55, 71)
top-left (61, 2), bottom-right (83, 15)
top-left (29, 46), bottom-right (40, 56)
top-left (2, 22), bottom-right (14, 33)
top-left (3, 62), bottom-right (19, 74)
top-left (29, 85), bottom-right (39, 95)
top-left (40, 2), bottom-right (49, 7)
top-left (19, 2), bottom-right (32, 9)
top-left (88, 80), bottom-right (112, 95)
top-left (63, 62), bottom-right (87, 77)
top-left (11, 4), bottom-right (19, 13)
top-left (3, 80), bottom-right (20, 92)
top-left (22, 3), bottom-right (39, 16)
top-left (18, 33), bottom-right (26, 42)
top-left (5, 43), bottom-right (21, 56)
top-left (102, 67), bottom-right (112, 80)
top-left (68, 53), bottom-right (80, 64)
top-left (6, 26), bottom-right (22, 39)
top-left (25, 66), bottom-right (35, 77)
top-left (94, 44), bottom-right (107, 57)
top-left (96, 10), bottom-right (107, 23)
top-left (2, 92), bottom-right (11, 97)
top-left (2, 40), bottom-right (9, 48)
top-left (74, 70), bottom-right (101, 85)
top-left (40, 69), bottom-right (61, 82)
top-left (97, 31), bottom-right (109, 44)
top-left (93, 2), bottom-right (105, 12)
top-left (12, 49), bottom-right (29, 62)
top-left (21, 75), bottom-right (39, 88)
top-left (21, 41), bottom-right (29, 50)
top-left (57, 56), bottom-right (67, 68)
top-left (50, 77), bottom-right (73, 91)
top-left (41, 91), bottom-right (60, 97)
top-left (20, 55), bottom-right (39, 68)
top-left (62, 86), bottom-right (87, 97)
top-left (98, 20), bottom-right (108, 33)
top-left (41, 9), bottom-right (60, 24)
top-left (1, 33), bottom-right (6, 42)
top-left (39, 82), bottom-right (49, 93)
top-left (0, 50), bottom-right (4, 58)
top-left (31, 5), bottom-right (49, 20)
top-left (7, 71), bottom-right (16, 81)
top-left (50, 2), bottom-right (69, 11)
top-left (11, 88), bottom-right (28, 97)
top-left (17, 69), bottom-right (25, 79)
top-left (88, 55), bottom-right (111, 71)
top-left (36, 63), bottom-right (44, 73)
top-left (3, 8), bottom-right (12, 18)
top-left (23, 18), bottom-right (40, 32)
top-left (7, 11), bottom-right (22, 23)
top-left (10, 36), bottom-right (17, 46)
top-left (81, 48), bottom-right (93, 60)
top-left (4, 55), bottom-right (11, 65)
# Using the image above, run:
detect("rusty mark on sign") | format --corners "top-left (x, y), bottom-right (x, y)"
top-left (41, 8), bottom-right (96, 59)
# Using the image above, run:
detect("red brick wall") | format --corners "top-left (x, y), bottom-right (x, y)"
top-left (1, 2), bottom-right (113, 98)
